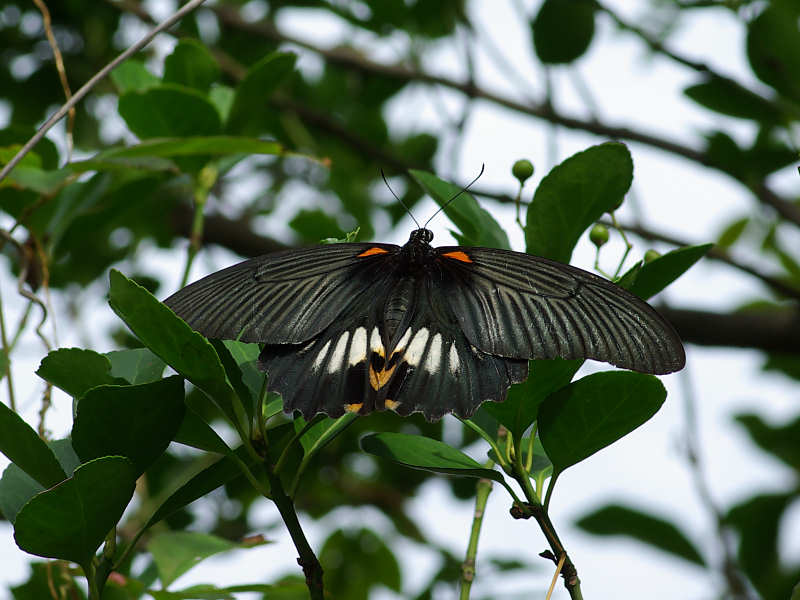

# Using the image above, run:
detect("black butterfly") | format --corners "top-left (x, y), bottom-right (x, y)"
top-left (164, 227), bottom-right (685, 421)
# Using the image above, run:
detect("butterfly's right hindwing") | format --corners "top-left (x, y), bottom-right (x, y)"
top-left (164, 243), bottom-right (398, 344)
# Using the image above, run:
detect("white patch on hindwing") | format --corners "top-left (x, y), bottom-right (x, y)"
top-left (312, 339), bottom-right (331, 371)
top-left (395, 327), bottom-right (412, 353)
top-left (424, 332), bottom-right (443, 374)
top-left (369, 326), bottom-right (383, 356)
top-left (404, 328), bottom-right (430, 367)
top-left (349, 327), bottom-right (368, 366)
top-left (327, 331), bottom-right (350, 373)
top-left (448, 342), bottom-right (460, 375)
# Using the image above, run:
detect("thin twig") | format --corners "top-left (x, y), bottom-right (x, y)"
top-left (32, 0), bottom-right (75, 161)
top-left (678, 369), bottom-right (756, 599)
top-left (546, 553), bottom-right (567, 600)
top-left (0, 0), bottom-right (209, 184)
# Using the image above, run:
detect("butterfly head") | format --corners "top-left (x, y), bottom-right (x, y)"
top-left (409, 228), bottom-right (434, 246)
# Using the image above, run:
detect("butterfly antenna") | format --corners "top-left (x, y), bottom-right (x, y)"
top-left (423, 163), bottom-right (485, 229)
top-left (381, 168), bottom-right (421, 229)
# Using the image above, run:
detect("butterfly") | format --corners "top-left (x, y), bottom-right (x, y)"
top-left (164, 227), bottom-right (685, 421)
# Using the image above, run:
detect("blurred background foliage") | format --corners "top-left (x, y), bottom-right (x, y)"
top-left (0, 0), bottom-right (799, 598)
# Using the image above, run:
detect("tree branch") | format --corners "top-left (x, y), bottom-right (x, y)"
top-left (600, 219), bottom-right (800, 302)
top-left (659, 306), bottom-right (800, 354)
top-left (210, 4), bottom-right (800, 227)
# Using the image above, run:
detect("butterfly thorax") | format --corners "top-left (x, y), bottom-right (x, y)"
top-left (377, 229), bottom-right (436, 352)
top-left (401, 228), bottom-right (436, 269)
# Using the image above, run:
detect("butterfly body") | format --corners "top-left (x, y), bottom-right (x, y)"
top-left (165, 228), bottom-right (685, 421)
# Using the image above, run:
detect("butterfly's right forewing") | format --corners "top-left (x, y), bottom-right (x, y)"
top-left (164, 243), bottom-right (398, 344)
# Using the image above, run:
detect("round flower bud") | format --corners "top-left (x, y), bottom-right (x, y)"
top-left (589, 224), bottom-right (609, 248)
top-left (512, 159), bottom-right (534, 184)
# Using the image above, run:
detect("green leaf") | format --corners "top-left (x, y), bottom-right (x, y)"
top-left (149, 531), bottom-right (240, 589)
top-left (483, 358), bottom-right (582, 438)
top-left (576, 504), bottom-right (706, 566)
top-left (141, 445), bottom-right (261, 533)
top-left (11, 562), bottom-right (88, 600)
top-left (735, 413), bottom-right (800, 472)
top-left (726, 492), bottom-right (799, 599)
top-left (37, 348), bottom-right (128, 397)
top-left (227, 52), bottom-right (297, 134)
top-left (0, 439), bottom-right (79, 523)
top-left (147, 583), bottom-right (303, 599)
top-left (289, 208), bottom-right (345, 243)
top-left (208, 85), bottom-right (236, 122)
top-left (295, 414), bottom-right (357, 456)
top-left (174, 407), bottom-right (231, 455)
top-left (0, 464), bottom-right (42, 523)
top-left (0, 439), bottom-right (79, 524)
top-left (0, 165), bottom-right (72, 195)
top-left (684, 77), bottom-right (782, 123)
top-left (361, 432), bottom-right (507, 486)
top-left (13, 456), bottom-right (137, 565)
top-left (89, 136), bottom-right (282, 160)
top-left (108, 270), bottom-right (243, 432)
top-left (320, 529), bottom-right (401, 597)
top-left (111, 60), bottom-right (160, 93)
top-left (532, 0), bottom-right (596, 64)
top-left (526, 143), bottom-right (633, 262)
top-left (624, 244), bottom-right (712, 300)
top-left (716, 217), bottom-right (749, 249)
top-left (106, 348), bottom-right (167, 385)
top-left (72, 376), bottom-right (186, 475)
top-left (0, 401), bottom-right (66, 488)
top-left (164, 39), bottom-right (220, 92)
top-left (410, 170), bottom-right (510, 248)
top-left (210, 340), bottom-right (255, 423)
top-left (746, 1), bottom-right (800, 102)
top-left (118, 85), bottom-right (222, 139)
top-left (221, 340), bottom-right (264, 407)
top-left (539, 371), bottom-right (666, 475)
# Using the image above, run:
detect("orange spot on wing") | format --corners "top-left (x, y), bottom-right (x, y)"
top-left (345, 403), bottom-right (364, 413)
top-left (442, 250), bottom-right (473, 263)
top-left (384, 399), bottom-right (401, 410)
top-left (358, 247), bottom-right (390, 257)
top-left (369, 363), bottom-right (397, 390)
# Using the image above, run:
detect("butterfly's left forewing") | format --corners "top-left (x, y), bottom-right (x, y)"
top-left (437, 246), bottom-right (685, 375)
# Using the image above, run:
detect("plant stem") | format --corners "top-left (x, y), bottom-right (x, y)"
top-left (0, 286), bottom-right (16, 411)
top-left (180, 168), bottom-right (215, 288)
top-left (83, 560), bottom-right (100, 600)
top-left (459, 463), bottom-right (494, 600)
top-left (511, 450), bottom-right (583, 599)
top-left (266, 469), bottom-right (324, 599)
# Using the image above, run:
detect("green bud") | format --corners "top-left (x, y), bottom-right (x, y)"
top-left (644, 249), bottom-right (661, 263)
top-left (589, 224), bottom-right (609, 248)
top-left (512, 159), bottom-right (534, 184)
